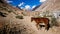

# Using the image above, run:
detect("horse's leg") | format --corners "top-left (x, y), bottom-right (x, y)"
top-left (47, 23), bottom-right (50, 30)
top-left (36, 23), bottom-right (39, 30)
top-left (39, 25), bottom-right (42, 30)
top-left (36, 24), bottom-right (38, 29)
top-left (45, 24), bottom-right (48, 30)
top-left (45, 23), bottom-right (50, 31)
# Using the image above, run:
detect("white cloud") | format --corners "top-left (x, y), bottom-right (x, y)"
top-left (24, 5), bottom-right (31, 10)
top-left (40, 0), bottom-right (46, 2)
top-left (32, 5), bottom-right (36, 9)
top-left (7, 1), bottom-right (13, 3)
top-left (18, 2), bottom-right (24, 7)
top-left (20, 7), bottom-right (24, 9)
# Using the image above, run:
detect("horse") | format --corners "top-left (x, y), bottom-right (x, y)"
top-left (31, 17), bottom-right (50, 30)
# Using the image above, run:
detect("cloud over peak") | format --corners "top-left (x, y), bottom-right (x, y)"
top-left (6, 0), bottom-right (13, 3)
top-left (24, 5), bottom-right (31, 10)
top-left (32, 5), bottom-right (36, 9)
top-left (40, 0), bottom-right (46, 2)
top-left (18, 2), bottom-right (24, 7)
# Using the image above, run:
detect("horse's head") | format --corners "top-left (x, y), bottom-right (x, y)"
top-left (31, 17), bottom-right (34, 22)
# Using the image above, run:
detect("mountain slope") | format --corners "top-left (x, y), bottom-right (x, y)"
top-left (35, 0), bottom-right (60, 11)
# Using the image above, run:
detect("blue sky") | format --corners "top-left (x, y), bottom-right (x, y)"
top-left (7, 0), bottom-right (46, 10)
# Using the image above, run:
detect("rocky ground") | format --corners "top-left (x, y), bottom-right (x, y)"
top-left (0, 14), bottom-right (60, 34)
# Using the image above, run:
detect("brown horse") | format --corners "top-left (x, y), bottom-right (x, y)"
top-left (31, 17), bottom-right (50, 30)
